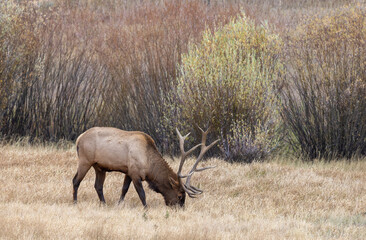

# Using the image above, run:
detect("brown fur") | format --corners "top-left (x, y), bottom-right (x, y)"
top-left (72, 127), bottom-right (186, 207)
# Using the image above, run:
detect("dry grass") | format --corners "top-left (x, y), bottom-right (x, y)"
top-left (0, 144), bottom-right (366, 239)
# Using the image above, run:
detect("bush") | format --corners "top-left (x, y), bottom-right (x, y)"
top-left (282, 5), bottom-right (366, 159)
top-left (0, 2), bottom-right (104, 141)
top-left (0, 2), bottom-right (35, 115)
top-left (165, 14), bottom-right (283, 162)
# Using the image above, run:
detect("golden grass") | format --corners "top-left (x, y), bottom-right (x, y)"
top-left (0, 145), bottom-right (366, 239)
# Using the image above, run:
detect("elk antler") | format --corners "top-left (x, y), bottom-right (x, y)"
top-left (176, 127), bottom-right (219, 198)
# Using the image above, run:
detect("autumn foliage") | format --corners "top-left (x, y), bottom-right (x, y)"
top-left (282, 5), bottom-right (366, 159)
top-left (0, 0), bottom-right (365, 160)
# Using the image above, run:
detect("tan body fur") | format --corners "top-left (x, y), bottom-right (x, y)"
top-left (77, 128), bottom-right (152, 178)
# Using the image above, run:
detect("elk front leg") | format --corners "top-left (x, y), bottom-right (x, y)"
top-left (118, 175), bottom-right (132, 204)
top-left (132, 178), bottom-right (147, 207)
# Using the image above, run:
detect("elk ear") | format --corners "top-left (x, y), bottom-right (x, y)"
top-left (169, 177), bottom-right (180, 189)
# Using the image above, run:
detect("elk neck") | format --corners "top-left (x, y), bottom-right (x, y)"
top-left (145, 146), bottom-right (178, 195)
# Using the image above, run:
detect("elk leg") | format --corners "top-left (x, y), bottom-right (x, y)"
top-left (132, 178), bottom-right (147, 207)
top-left (93, 166), bottom-right (106, 204)
top-left (73, 163), bottom-right (91, 204)
top-left (118, 175), bottom-right (132, 204)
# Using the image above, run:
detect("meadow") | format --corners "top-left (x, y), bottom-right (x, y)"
top-left (1, 144), bottom-right (365, 239)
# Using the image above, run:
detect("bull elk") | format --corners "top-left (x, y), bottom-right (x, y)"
top-left (72, 127), bottom-right (218, 207)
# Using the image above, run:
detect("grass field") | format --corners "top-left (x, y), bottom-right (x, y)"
top-left (0, 144), bottom-right (366, 239)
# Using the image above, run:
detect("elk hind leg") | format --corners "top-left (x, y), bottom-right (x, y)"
top-left (93, 165), bottom-right (106, 204)
top-left (73, 163), bottom-right (92, 204)
top-left (118, 175), bottom-right (132, 204)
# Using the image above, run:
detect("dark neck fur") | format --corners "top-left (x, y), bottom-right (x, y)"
top-left (146, 147), bottom-right (177, 195)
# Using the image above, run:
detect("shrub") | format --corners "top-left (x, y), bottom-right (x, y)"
top-left (166, 14), bottom-right (283, 162)
top-left (282, 5), bottom-right (366, 159)
top-left (0, 1), bottom-right (40, 136)
top-left (0, 2), bottom-right (104, 141)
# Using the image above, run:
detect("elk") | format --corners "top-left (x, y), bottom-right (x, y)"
top-left (72, 126), bottom-right (218, 207)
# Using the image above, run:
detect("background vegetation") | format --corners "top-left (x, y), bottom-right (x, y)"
top-left (0, 0), bottom-right (365, 161)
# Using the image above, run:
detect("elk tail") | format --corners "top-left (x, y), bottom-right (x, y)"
top-left (75, 133), bottom-right (85, 158)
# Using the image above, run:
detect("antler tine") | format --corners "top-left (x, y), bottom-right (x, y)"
top-left (188, 185), bottom-right (203, 194)
top-left (176, 128), bottom-right (189, 153)
top-left (188, 128), bottom-right (219, 175)
top-left (176, 128), bottom-right (202, 178)
top-left (185, 184), bottom-right (203, 193)
top-left (182, 183), bottom-right (202, 197)
top-left (197, 126), bottom-right (219, 157)
top-left (183, 126), bottom-right (219, 198)
top-left (195, 165), bottom-right (216, 172)
top-left (182, 184), bottom-right (198, 198)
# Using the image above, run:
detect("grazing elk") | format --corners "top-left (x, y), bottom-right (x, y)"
top-left (72, 127), bottom-right (218, 207)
